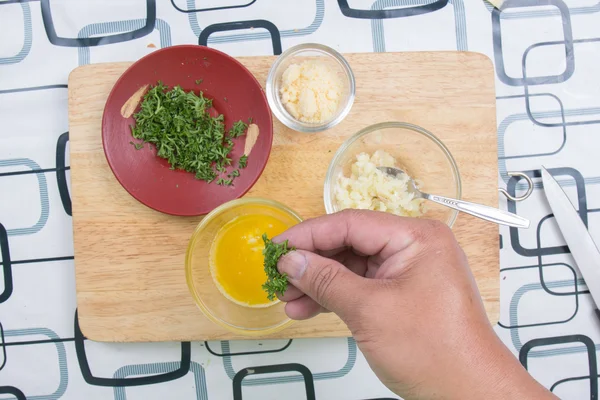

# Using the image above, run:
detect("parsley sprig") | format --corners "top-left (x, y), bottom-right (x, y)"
top-left (239, 155), bottom-right (248, 169)
top-left (131, 82), bottom-right (248, 185)
top-left (262, 234), bottom-right (295, 301)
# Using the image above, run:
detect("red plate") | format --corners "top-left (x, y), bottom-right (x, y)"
top-left (102, 45), bottom-right (273, 216)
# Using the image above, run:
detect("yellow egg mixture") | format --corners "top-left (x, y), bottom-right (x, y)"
top-left (210, 214), bottom-right (289, 307)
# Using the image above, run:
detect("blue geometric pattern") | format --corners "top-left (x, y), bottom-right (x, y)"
top-left (0, 159), bottom-right (49, 237)
top-left (3, 328), bottom-right (68, 400)
top-left (0, 2), bottom-right (32, 65)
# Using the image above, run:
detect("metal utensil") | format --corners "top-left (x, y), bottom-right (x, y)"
top-left (541, 166), bottom-right (600, 319)
top-left (377, 166), bottom-right (530, 228)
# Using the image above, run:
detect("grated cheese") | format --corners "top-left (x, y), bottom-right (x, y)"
top-left (280, 60), bottom-right (343, 124)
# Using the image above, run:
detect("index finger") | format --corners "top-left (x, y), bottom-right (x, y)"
top-left (274, 209), bottom-right (445, 261)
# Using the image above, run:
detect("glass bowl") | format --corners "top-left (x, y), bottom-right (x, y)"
top-left (324, 122), bottom-right (462, 227)
top-left (185, 198), bottom-right (302, 336)
top-left (266, 43), bottom-right (355, 133)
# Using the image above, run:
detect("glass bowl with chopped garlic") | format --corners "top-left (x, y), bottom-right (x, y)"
top-left (324, 122), bottom-right (462, 227)
top-left (266, 43), bottom-right (355, 133)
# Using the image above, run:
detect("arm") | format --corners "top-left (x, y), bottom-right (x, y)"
top-left (275, 210), bottom-right (557, 400)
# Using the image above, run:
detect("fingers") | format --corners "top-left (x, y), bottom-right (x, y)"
top-left (284, 295), bottom-right (327, 320)
top-left (278, 283), bottom-right (327, 320)
top-left (329, 249), bottom-right (368, 277)
top-left (277, 250), bottom-right (368, 302)
top-left (277, 249), bottom-right (369, 319)
top-left (274, 210), bottom-right (448, 263)
top-left (274, 211), bottom-right (456, 322)
top-left (317, 246), bottom-right (349, 258)
top-left (277, 250), bottom-right (368, 321)
top-left (277, 284), bottom-right (303, 302)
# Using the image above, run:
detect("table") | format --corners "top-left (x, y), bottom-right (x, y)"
top-left (1, 1), bottom-right (598, 399)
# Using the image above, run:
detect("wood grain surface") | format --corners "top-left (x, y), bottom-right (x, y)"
top-left (68, 52), bottom-right (499, 342)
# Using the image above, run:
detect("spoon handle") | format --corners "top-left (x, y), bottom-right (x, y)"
top-left (425, 194), bottom-right (530, 228)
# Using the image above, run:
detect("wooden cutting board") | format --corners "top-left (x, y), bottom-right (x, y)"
top-left (69, 52), bottom-right (499, 342)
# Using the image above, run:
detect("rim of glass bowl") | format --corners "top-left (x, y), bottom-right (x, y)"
top-left (266, 43), bottom-right (356, 133)
top-left (323, 121), bottom-right (462, 228)
top-left (185, 197), bottom-right (302, 336)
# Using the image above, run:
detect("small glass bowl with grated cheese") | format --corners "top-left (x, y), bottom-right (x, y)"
top-left (324, 122), bottom-right (462, 227)
top-left (266, 43), bottom-right (355, 133)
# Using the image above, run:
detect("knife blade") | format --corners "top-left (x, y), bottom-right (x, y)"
top-left (541, 166), bottom-right (600, 315)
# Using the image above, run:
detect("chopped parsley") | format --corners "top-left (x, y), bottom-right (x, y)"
top-left (229, 121), bottom-right (248, 138)
top-left (239, 155), bottom-right (248, 169)
top-left (195, 79), bottom-right (203, 84)
top-left (131, 82), bottom-right (249, 183)
top-left (262, 234), bottom-right (294, 301)
top-left (130, 141), bottom-right (144, 150)
top-left (216, 177), bottom-right (233, 186)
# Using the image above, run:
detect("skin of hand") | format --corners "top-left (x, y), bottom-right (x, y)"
top-left (274, 210), bottom-right (557, 400)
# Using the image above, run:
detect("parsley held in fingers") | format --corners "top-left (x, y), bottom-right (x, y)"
top-left (130, 82), bottom-right (250, 184)
top-left (262, 233), bottom-right (295, 301)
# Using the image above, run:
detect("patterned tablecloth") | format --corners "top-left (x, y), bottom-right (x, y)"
top-left (1, 0), bottom-right (599, 399)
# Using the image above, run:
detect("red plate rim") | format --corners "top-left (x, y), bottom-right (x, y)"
top-left (101, 45), bottom-right (273, 216)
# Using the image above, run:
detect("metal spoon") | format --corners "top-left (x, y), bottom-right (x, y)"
top-left (377, 166), bottom-right (530, 228)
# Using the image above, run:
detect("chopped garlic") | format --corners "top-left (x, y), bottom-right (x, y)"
top-left (279, 60), bottom-right (343, 124)
top-left (334, 150), bottom-right (426, 218)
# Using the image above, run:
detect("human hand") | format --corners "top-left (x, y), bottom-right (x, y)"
top-left (274, 210), bottom-right (556, 400)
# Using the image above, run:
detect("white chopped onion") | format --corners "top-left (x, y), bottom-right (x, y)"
top-left (334, 150), bottom-right (426, 217)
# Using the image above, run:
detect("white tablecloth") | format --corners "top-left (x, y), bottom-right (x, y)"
top-left (1, 1), bottom-right (599, 399)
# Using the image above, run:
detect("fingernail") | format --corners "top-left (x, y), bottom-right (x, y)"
top-left (271, 233), bottom-right (286, 244)
top-left (278, 251), bottom-right (307, 280)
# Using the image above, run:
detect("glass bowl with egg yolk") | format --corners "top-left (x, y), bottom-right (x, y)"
top-left (185, 198), bottom-right (302, 336)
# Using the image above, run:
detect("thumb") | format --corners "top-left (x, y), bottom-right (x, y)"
top-left (278, 250), bottom-right (366, 319)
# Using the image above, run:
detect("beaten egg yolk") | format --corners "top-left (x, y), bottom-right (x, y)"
top-left (210, 214), bottom-right (289, 307)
